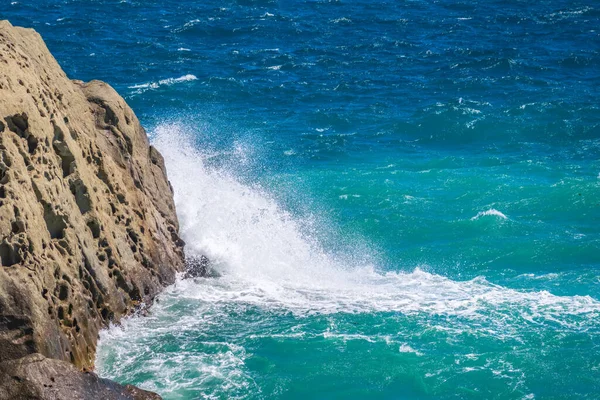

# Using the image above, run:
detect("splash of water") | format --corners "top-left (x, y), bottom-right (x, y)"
top-left (151, 124), bottom-right (599, 325)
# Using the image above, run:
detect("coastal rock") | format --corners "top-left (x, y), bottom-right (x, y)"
top-left (0, 20), bottom-right (185, 396)
top-left (0, 353), bottom-right (161, 400)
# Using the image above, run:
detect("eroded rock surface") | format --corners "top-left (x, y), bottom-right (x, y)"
top-left (0, 18), bottom-right (185, 382)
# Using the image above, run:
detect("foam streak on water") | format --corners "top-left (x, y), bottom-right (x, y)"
top-left (471, 209), bottom-right (508, 220)
top-left (128, 74), bottom-right (198, 94)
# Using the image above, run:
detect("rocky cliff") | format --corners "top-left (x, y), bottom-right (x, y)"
top-left (0, 20), bottom-right (185, 397)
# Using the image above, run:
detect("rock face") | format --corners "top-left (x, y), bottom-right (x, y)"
top-left (0, 18), bottom-right (185, 392)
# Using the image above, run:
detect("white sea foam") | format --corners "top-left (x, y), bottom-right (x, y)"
top-left (399, 344), bottom-right (422, 356)
top-left (128, 74), bottom-right (198, 94)
top-left (98, 316), bottom-right (254, 398)
top-left (331, 17), bottom-right (352, 24)
top-left (150, 125), bottom-right (599, 325)
top-left (470, 208), bottom-right (508, 220)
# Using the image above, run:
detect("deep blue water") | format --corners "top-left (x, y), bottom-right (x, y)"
top-left (4, 0), bottom-right (600, 398)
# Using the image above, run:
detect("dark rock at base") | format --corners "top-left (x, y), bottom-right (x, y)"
top-left (184, 255), bottom-right (209, 278)
top-left (0, 354), bottom-right (161, 400)
top-left (184, 255), bottom-right (220, 279)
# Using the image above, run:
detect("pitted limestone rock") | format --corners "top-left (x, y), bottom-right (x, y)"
top-left (0, 20), bottom-right (185, 376)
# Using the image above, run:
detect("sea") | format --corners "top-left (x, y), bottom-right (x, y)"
top-left (4, 0), bottom-right (600, 398)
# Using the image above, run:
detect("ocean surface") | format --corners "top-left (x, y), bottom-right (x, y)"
top-left (5, 0), bottom-right (600, 398)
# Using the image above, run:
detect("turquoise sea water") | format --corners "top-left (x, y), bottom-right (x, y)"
top-left (5, 0), bottom-right (600, 398)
